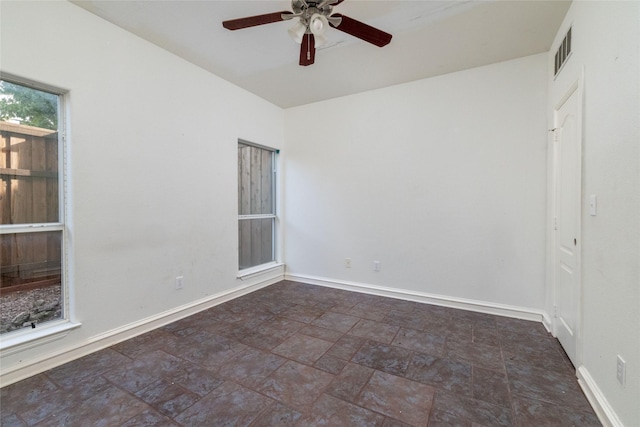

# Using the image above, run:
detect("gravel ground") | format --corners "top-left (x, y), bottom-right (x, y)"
top-left (0, 286), bottom-right (62, 334)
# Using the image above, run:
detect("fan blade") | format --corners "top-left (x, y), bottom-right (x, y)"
top-left (223, 11), bottom-right (292, 30)
top-left (299, 33), bottom-right (316, 66)
top-left (330, 14), bottom-right (392, 47)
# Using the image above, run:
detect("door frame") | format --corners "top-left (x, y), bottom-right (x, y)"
top-left (550, 70), bottom-right (584, 368)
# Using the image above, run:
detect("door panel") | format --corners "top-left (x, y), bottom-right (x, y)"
top-left (554, 82), bottom-right (582, 367)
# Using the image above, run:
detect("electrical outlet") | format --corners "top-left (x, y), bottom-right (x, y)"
top-left (589, 194), bottom-right (597, 216)
top-left (345, 258), bottom-right (352, 268)
top-left (373, 261), bottom-right (381, 272)
top-left (616, 355), bottom-right (626, 386)
top-left (175, 276), bottom-right (184, 290)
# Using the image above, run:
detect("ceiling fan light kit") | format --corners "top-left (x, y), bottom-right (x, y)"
top-left (222, 0), bottom-right (392, 66)
top-left (288, 20), bottom-right (307, 44)
top-left (309, 13), bottom-right (329, 47)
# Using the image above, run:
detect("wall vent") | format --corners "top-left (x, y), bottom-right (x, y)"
top-left (554, 27), bottom-right (572, 77)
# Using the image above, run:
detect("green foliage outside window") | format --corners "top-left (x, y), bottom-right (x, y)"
top-left (0, 80), bottom-right (58, 130)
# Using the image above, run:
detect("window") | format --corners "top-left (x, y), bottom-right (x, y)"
top-left (0, 78), bottom-right (66, 335)
top-left (238, 141), bottom-right (276, 270)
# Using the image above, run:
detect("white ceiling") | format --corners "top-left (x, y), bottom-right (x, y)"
top-left (70, 0), bottom-right (571, 108)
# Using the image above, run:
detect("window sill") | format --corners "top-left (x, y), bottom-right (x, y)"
top-left (237, 262), bottom-right (284, 280)
top-left (0, 320), bottom-right (81, 356)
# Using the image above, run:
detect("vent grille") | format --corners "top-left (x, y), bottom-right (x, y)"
top-left (554, 27), bottom-right (572, 76)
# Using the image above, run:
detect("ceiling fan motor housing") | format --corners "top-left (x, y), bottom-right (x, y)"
top-left (287, 0), bottom-right (341, 31)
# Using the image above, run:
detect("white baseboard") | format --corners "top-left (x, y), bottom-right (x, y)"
top-left (577, 366), bottom-right (624, 427)
top-left (285, 273), bottom-right (547, 322)
top-left (0, 271), bottom-right (550, 387)
top-left (542, 313), bottom-right (554, 334)
top-left (0, 273), bottom-right (283, 387)
top-left (291, 274), bottom-right (624, 425)
top-left (4, 271), bottom-right (621, 426)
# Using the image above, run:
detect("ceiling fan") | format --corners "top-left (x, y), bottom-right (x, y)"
top-left (222, 0), bottom-right (392, 66)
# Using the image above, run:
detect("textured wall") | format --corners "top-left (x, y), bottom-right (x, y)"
top-left (283, 53), bottom-right (548, 310)
top-left (548, 2), bottom-right (640, 425)
top-left (0, 0), bottom-right (284, 374)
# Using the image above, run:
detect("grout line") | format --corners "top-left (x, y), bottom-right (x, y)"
top-left (3, 281), bottom-right (600, 426)
top-left (499, 329), bottom-right (520, 427)
top-left (349, 365), bottom-right (377, 410)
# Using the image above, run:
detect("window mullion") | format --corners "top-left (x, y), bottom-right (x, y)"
top-left (0, 223), bottom-right (64, 234)
top-left (238, 214), bottom-right (276, 220)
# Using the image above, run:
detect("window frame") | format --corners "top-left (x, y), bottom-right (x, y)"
top-left (237, 139), bottom-right (279, 274)
top-left (0, 73), bottom-right (79, 350)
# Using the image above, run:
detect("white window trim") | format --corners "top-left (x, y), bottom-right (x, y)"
top-left (237, 261), bottom-right (284, 280)
top-left (0, 74), bottom-right (76, 348)
top-left (0, 320), bottom-right (81, 355)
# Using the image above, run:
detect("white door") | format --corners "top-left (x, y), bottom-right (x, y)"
top-left (553, 80), bottom-right (582, 367)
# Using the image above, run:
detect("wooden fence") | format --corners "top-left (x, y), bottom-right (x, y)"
top-left (0, 121), bottom-right (61, 291)
top-left (238, 143), bottom-right (274, 269)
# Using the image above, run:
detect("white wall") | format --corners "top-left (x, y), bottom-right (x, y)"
top-left (548, 2), bottom-right (640, 425)
top-left (0, 1), bottom-right (284, 379)
top-left (283, 54), bottom-right (548, 311)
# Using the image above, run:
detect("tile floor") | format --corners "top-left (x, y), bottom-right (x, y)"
top-left (1, 280), bottom-right (601, 426)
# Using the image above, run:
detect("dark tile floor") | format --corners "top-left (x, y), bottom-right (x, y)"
top-left (1, 280), bottom-right (601, 426)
